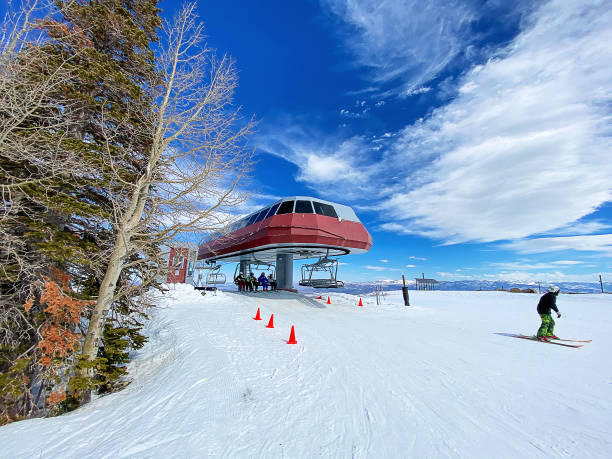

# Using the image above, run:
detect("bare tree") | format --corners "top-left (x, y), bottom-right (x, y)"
top-left (0, 0), bottom-right (92, 347)
top-left (78, 3), bottom-right (254, 384)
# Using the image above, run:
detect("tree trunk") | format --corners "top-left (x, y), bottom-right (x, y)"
top-left (76, 231), bottom-right (131, 399)
top-left (76, 179), bottom-right (150, 402)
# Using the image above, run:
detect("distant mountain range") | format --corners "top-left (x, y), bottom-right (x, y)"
top-left (296, 279), bottom-right (611, 295)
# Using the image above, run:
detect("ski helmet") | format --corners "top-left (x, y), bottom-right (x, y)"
top-left (548, 285), bottom-right (560, 293)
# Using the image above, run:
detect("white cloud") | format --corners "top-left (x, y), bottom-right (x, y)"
top-left (491, 260), bottom-right (584, 271)
top-left (551, 260), bottom-right (583, 265)
top-left (321, 0), bottom-right (476, 93)
top-left (540, 220), bottom-right (611, 236)
top-left (406, 264), bottom-right (416, 268)
top-left (365, 265), bottom-right (388, 271)
top-left (365, 265), bottom-right (400, 272)
top-left (409, 256), bottom-right (427, 261)
top-left (500, 234), bottom-right (612, 255)
top-left (256, 125), bottom-right (382, 200)
top-left (379, 259), bottom-right (389, 263)
top-left (377, 0), bottom-right (612, 244)
top-left (404, 86), bottom-right (432, 97)
top-left (484, 271), bottom-right (611, 284)
top-left (436, 272), bottom-right (476, 280)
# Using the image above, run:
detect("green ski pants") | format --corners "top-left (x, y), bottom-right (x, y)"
top-left (537, 313), bottom-right (555, 337)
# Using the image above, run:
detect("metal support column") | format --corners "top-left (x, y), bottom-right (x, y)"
top-left (276, 253), bottom-right (294, 291)
top-left (239, 260), bottom-right (248, 277)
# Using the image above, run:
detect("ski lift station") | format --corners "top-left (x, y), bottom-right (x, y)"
top-left (196, 196), bottom-right (372, 290)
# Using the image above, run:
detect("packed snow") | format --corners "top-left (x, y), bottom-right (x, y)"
top-left (2, 285), bottom-right (611, 458)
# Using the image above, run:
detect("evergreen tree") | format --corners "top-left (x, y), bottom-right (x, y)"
top-left (0, 0), bottom-right (162, 422)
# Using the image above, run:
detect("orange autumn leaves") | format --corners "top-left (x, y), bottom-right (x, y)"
top-left (24, 268), bottom-right (93, 405)
top-left (36, 280), bottom-right (90, 367)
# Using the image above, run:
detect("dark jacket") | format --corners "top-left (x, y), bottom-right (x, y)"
top-left (537, 292), bottom-right (559, 314)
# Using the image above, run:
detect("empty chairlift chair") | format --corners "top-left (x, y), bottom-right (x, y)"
top-left (299, 255), bottom-right (344, 289)
top-left (194, 263), bottom-right (226, 290)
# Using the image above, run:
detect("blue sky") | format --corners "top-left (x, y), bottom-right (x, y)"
top-left (188, 0), bottom-right (612, 284)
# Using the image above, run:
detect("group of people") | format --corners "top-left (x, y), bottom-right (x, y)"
top-left (235, 272), bottom-right (277, 292)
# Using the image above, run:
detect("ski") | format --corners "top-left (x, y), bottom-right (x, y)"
top-left (514, 334), bottom-right (584, 348)
top-left (550, 338), bottom-right (592, 343)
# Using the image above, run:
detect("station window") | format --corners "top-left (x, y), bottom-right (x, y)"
top-left (264, 203), bottom-right (280, 219)
top-left (295, 200), bottom-right (314, 213)
top-left (313, 201), bottom-right (338, 218)
top-left (247, 211), bottom-right (260, 226)
top-left (253, 207), bottom-right (270, 224)
top-left (172, 255), bottom-right (184, 268)
top-left (276, 200), bottom-right (295, 215)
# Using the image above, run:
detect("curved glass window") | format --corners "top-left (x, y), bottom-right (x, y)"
top-left (276, 200), bottom-right (295, 215)
top-left (313, 201), bottom-right (338, 218)
top-left (253, 207), bottom-right (270, 224)
top-left (295, 200), bottom-right (314, 213)
top-left (247, 212), bottom-right (260, 226)
top-left (264, 203), bottom-right (280, 219)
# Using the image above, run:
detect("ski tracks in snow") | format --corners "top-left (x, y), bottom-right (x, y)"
top-left (1, 287), bottom-right (612, 458)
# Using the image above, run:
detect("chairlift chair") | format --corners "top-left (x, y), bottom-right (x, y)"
top-left (194, 262), bottom-right (226, 290)
top-left (299, 256), bottom-right (344, 289)
top-left (233, 261), bottom-right (276, 281)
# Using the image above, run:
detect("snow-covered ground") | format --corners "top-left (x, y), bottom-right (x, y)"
top-left (2, 286), bottom-right (611, 458)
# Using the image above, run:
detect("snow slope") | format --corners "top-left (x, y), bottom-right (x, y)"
top-left (2, 286), bottom-right (611, 458)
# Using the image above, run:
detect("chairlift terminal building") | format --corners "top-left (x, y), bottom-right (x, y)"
top-left (197, 196), bottom-right (372, 290)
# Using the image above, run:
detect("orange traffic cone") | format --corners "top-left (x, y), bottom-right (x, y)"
top-left (316, 295), bottom-right (322, 300)
top-left (253, 307), bottom-right (262, 320)
top-left (266, 314), bottom-right (274, 329)
top-left (327, 296), bottom-right (331, 304)
top-left (287, 325), bottom-right (297, 344)
top-left (358, 298), bottom-right (363, 307)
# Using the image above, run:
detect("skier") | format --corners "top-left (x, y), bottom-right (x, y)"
top-left (247, 272), bottom-right (257, 292)
top-left (536, 285), bottom-right (561, 341)
top-left (235, 272), bottom-right (246, 292)
top-left (258, 272), bottom-right (269, 291)
top-left (268, 272), bottom-right (277, 291)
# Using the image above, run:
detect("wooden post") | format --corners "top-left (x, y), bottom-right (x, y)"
top-left (600, 274), bottom-right (604, 293)
top-left (402, 275), bottom-right (410, 306)
top-left (538, 281), bottom-right (541, 294)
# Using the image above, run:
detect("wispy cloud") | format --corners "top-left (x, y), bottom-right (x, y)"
top-left (375, 0), bottom-right (612, 245)
top-left (365, 265), bottom-right (400, 272)
top-left (491, 260), bottom-right (584, 271)
top-left (365, 265), bottom-right (387, 271)
top-left (256, 124), bottom-right (384, 200)
top-left (321, 0), bottom-right (476, 93)
top-left (483, 271), bottom-right (610, 283)
top-left (261, 1), bottom-right (612, 258)
top-left (404, 86), bottom-right (432, 97)
top-left (321, 1), bottom-right (538, 96)
top-left (551, 260), bottom-right (583, 266)
top-left (539, 220), bottom-right (611, 236)
top-left (500, 234), bottom-right (612, 255)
